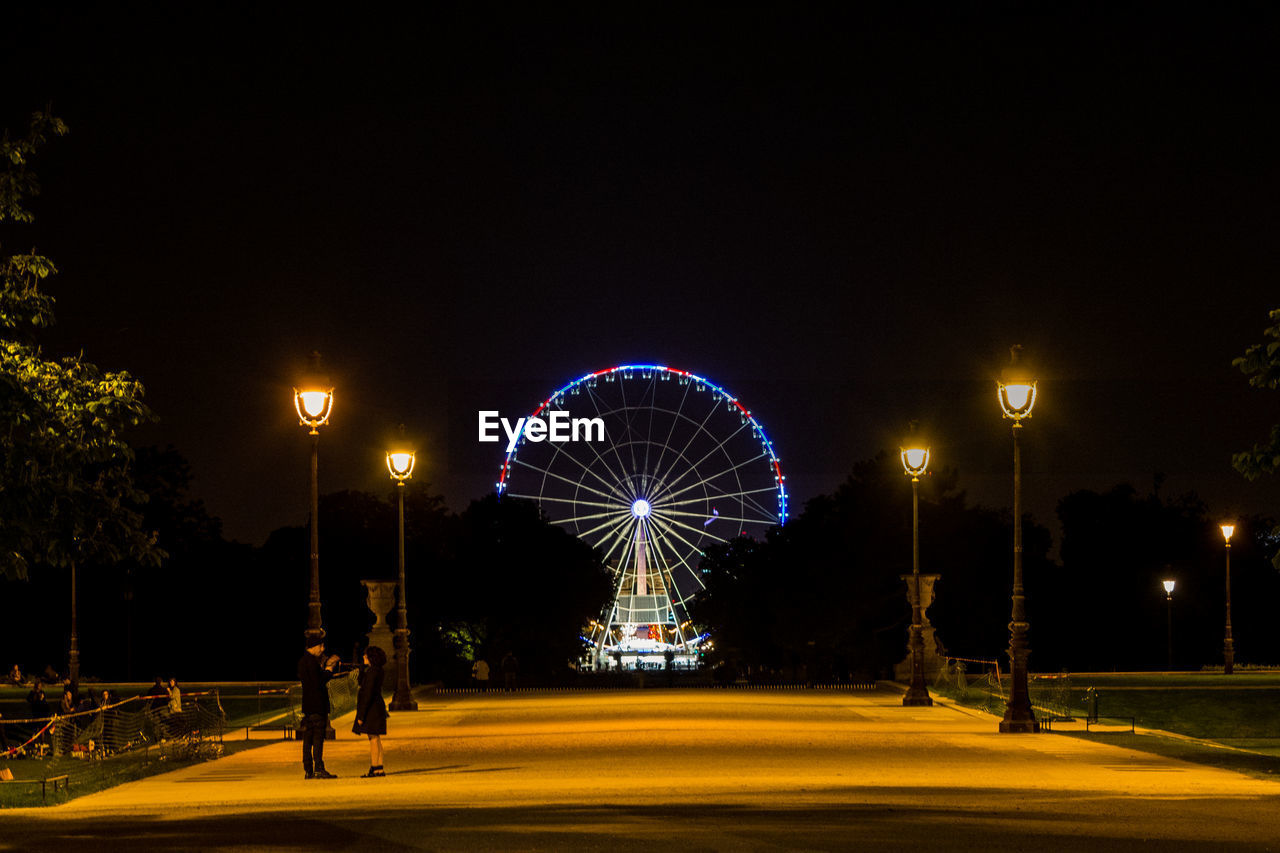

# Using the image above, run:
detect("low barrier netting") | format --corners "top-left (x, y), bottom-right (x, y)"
top-left (931, 658), bottom-right (1079, 720)
top-left (1, 691), bottom-right (226, 806)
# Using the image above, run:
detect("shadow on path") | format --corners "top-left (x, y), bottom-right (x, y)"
top-left (2, 795), bottom-right (1274, 851)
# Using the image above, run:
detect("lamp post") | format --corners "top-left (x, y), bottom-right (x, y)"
top-left (1163, 579), bottom-right (1176, 670)
top-left (1221, 523), bottom-right (1235, 675)
top-left (997, 345), bottom-right (1039, 733)
top-left (68, 560), bottom-right (79, 693)
top-left (387, 441), bottom-right (419, 711)
top-left (900, 427), bottom-right (933, 706)
top-left (294, 352), bottom-right (334, 645)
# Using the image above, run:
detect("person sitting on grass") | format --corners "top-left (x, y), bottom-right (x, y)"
top-left (7, 663), bottom-right (23, 685)
top-left (26, 681), bottom-right (50, 717)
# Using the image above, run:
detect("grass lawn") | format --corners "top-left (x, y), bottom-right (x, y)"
top-left (1, 682), bottom-right (295, 808)
top-left (1060, 672), bottom-right (1280, 740)
top-left (933, 669), bottom-right (1280, 778)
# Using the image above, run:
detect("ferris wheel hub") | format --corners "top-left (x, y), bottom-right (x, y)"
top-left (631, 498), bottom-right (652, 518)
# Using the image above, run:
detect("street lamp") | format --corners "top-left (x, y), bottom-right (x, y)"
top-left (386, 436), bottom-right (418, 711)
top-left (1221, 523), bottom-right (1235, 675)
top-left (294, 352), bottom-right (333, 645)
top-left (997, 345), bottom-right (1039, 733)
top-left (900, 425), bottom-right (933, 707)
top-left (1162, 578), bottom-right (1176, 670)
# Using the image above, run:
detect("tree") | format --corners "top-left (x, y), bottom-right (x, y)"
top-left (693, 452), bottom-right (1054, 681)
top-left (0, 109), bottom-right (161, 580)
top-left (1050, 484), bottom-right (1280, 670)
top-left (1232, 308), bottom-right (1280, 481)
top-left (434, 495), bottom-right (612, 682)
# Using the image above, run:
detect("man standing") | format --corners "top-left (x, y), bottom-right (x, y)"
top-left (501, 651), bottom-right (518, 692)
top-left (298, 637), bottom-right (339, 779)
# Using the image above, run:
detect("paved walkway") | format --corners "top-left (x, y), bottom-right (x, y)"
top-left (6, 686), bottom-right (1280, 850)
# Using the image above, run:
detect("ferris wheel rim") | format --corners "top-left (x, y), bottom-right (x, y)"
top-left (496, 363), bottom-right (788, 523)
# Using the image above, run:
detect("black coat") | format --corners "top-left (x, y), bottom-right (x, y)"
top-left (354, 665), bottom-right (387, 736)
top-left (297, 653), bottom-right (334, 716)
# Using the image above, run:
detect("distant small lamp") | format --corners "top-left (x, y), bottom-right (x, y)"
top-left (387, 429), bottom-right (418, 711)
top-left (1163, 578), bottom-right (1176, 670)
top-left (1162, 579), bottom-right (1176, 598)
top-left (899, 422), bottom-right (932, 707)
top-left (1221, 522), bottom-right (1236, 675)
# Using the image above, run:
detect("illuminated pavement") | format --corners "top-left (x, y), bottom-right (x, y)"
top-left (6, 686), bottom-right (1280, 850)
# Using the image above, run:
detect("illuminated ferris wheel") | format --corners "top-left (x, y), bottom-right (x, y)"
top-left (497, 364), bottom-right (787, 665)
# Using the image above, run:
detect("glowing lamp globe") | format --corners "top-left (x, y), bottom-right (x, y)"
top-left (997, 345), bottom-right (1037, 420)
top-left (294, 387), bottom-right (334, 429)
top-left (1162, 579), bottom-right (1176, 596)
top-left (1221, 523), bottom-right (1235, 543)
top-left (901, 446), bottom-right (930, 478)
top-left (387, 451), bottom-right (416, 481)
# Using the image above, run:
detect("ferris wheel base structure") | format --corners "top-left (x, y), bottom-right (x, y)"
top-left (588, 648), bottom-right (702, 672)
top-left (496, 364), bottom-right (787, 673)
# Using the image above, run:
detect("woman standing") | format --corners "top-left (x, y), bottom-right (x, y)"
top-left (164, 677), bottom-right (182, 737)
top-left (167, 677), bottom-right (182, 714)
top-left (353, 645), bottom-right (388, 777)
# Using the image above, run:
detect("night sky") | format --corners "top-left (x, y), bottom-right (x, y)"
top-left (3, 6), bottom-right (1278, 549)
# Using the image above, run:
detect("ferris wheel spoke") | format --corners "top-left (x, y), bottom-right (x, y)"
top-left (616, 374), bottom-right (643, 489)
top-left (511, 458), bottom-right (630, 506)
top-left (599, 518), bottom-right (639, 644)
top-left (683, 468), bottom-right (781, 518)
top-left (546, 391), bottom-right (633, 502)
top-left (556, 507), bottom-right (635, 526)
top-left (653, 485), bottom-right (784, 512)
top-left (597, 513), bottom-right (638, 569)
top-left (649, 392), bottom-right (724, 500)
top-left (577, 510), bottom-right (639, 542)
top-left (651, 509), bottom-right (728, 552)
top-left (650, 419), bottom-right (755, 505)
top-left (655, 449), bottom-right (768, 506)
top-left (504, 493), bottom-right (624, 512)
top-left (635, 522), bottom-right (691, 609)
top-left (582, 384), bottom-right (643, 502)
top-left (536, 422), bottom-right (637, 505)
top-left (662, 476), bottom-right (777, 524)
top-left (653, 508), bottom-right (771, 526)
top-left (639, 378), bottom-right (662, 496)
top-left (645, 380), bottom-right (693, 498)
top-left (642, 516), bottom-right (705, 597)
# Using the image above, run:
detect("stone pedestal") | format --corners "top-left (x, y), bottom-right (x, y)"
top-left (361, 580), bottom-right (397, 657)
top-left (894, 574), bottom-right (946, 683)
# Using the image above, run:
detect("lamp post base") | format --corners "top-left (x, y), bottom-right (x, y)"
top-left (998, 718), bottom-right (1041, 733)
top-left (902, 688), bottom-right (933, 707)
top-left (390, 629), bottom-right (418, 711)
